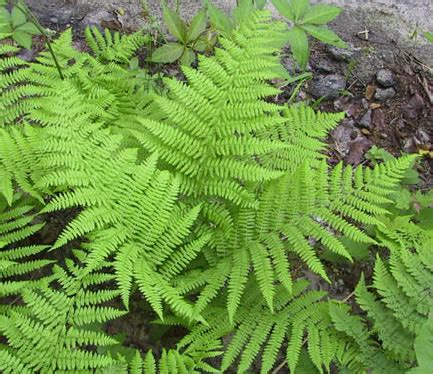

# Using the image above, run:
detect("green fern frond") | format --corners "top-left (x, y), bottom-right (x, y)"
top-left (352, 217), bottom-right (433, 367)
top-left (329, 302), bottom-right (404, 373)
top-left (0, 251), bottom-right (125, 373)
top-left (85, 27), bottom-right (149, 63)
top-left (182, 280), bottom-right (336, 373)
top-left (132, 11), bottom-right (290, 208)
top-left (0, 194), bottom-right (50, 298)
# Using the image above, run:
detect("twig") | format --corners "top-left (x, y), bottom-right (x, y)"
top-left (418, 76), bottom-right (433, 105)
top-left (341, 290), bottom-right (356, 304)
top-left (357, 28), bottom-right (369, 41)
top-left (272, 337), bottom-right (309, 374)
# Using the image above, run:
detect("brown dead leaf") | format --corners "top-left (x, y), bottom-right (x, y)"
top-left (365, 85), bottom-right (376, 100)
top-left (372, 109), bottom-right (386, 131)
top-left (101, 19), bottom-right (123, 31)
top-left (369, 103), bottom-right (381, 109)
top-left (345, 138), bottom-right (373, 165)
top-left (403, 93), bottom-right (425, 119)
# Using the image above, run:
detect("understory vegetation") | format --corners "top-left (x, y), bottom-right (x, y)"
top-left (0, 0), bottom-right (432, 373)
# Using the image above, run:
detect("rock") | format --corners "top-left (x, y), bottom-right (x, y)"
top-left (17, 48), bottom-right (36, 62)
top-left (403, 93), bottom-right (425, 119)
top-left (282, 55), bottom-right (312, 74)
top-left (49, 17), bottom-right (59, 24)
top-left (376, 69), bottom-right (396, 87)
top-left (82, 10), bottom-right (116, 28)
top-left (374, 87), bottom-right (396, 101)
top-left (308, 74), bottom-right (347, 99)
top-left (315, 59), bottom-right (336, 74)
top-left (358, 109), bottom-right (373, 129)
top-left (328, 45), bottom-right (357, 62)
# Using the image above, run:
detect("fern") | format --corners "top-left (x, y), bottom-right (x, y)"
top-left (0, 248), bottom-right (126, 373)
top-left (131, 11), bottom-right (290, 208)
top-left (0, 193), bottom-right (50, 302)
top-left (0, 7), bottom-right (429, 374)
top-left (189, 153), bottom-right (416, 320)
top-left (354, 217), bottom-right (433, 369)
top-left (125, 340), bottom-right (222, 374)
top-left (85, 26), bottom-right (150, 63)
top-left (0, 28), bottom-right (152, 130)
top-left (177, 280), bottom-right (347, 373)
top-left (329, 302), bottom-right (403, 373)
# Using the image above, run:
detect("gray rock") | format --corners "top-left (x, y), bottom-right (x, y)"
top-left (375, 87), bottom-right (396, 101)
top-left (376, 69), bottom-right (396, 87)
top-left (328, 45), bottom-right (356, 62)
top-left (358, 109), bottom-right (373, 129)
top-left (282, 55), bottom-right (312, 74)
top-left (17, 48), bottom-right (36, 61)
top-left (315, 59), bottom-right (336, 74)
top-left (82, 10), bottom-right (115, 28)
top-left (308, 74), bottom-right (347, 99)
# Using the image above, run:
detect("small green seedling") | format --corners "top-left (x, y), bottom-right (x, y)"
top-left (366, 145), bottom-right (395, 164)
top-left (424, 31), bottom-right (433, 43)
top-left (271, 0), bottom-right (347, 69)
top-left (0, 1), bottom-right (40, 49)
top-left (152, 2), bottom-right (211, 66)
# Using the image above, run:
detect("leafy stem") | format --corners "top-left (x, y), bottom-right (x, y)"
top-left (11, 0), bottom-right (64, 80)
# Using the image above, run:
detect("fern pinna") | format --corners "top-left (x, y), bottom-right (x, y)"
top-left (0, 7), bottom-right (431, 374)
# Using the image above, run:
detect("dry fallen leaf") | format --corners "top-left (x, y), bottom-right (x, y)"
top-left (365, 85), bottom-right (376, 100)
top-left (369, 103), bottom-right (381, 109)
top-left (403, 93), bottom-right (425, 119)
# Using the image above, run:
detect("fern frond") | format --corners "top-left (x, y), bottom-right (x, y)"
top-left (352, 217), bottom-right (433, 367)
top-left (132, 10), bottom-right (290, 208)
top-left (0, 194), bottom-right (50, 298)
top-left (85, 27), bottom-right (149, 63)
top-left (0, 250), bottom-right (126, 373)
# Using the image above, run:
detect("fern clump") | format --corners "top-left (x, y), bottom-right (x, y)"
top-left (0, 7), bottom-right (431, 374)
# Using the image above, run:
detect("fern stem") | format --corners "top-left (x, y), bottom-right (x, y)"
top-left (272, 337), bottom-right (308, 374)
top-left (12, 1), bottom-right (64, 80)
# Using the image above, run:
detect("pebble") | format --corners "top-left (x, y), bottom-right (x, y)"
top-left (374, 87), bottom-right (396, 101)
top-left (315, 59), bottom-right (336, 74)
top-left (376, 69), bottom-right (396, 87)
top-left (358, 109), bottom-right (372, 129)
top-left (308, 74), bottom-right (347, 99)
top-left (82, 10), bottom-right (115, 28)
top-left (328, 45), bottom-right (356, 62)
top-left (282, 55), bottom-right (312, 74)
top-left (49, 17), bottom-right (59, 23)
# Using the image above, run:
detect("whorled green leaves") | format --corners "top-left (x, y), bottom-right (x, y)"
top-left (272, 0), bottom-right (346, 68)
top-left (0, 2), bottom-right (40, 49)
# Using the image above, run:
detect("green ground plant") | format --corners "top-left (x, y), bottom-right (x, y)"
top-left (272, 0), bottom-right (346, 68)
top-left (0, 5), bottom-right (432, 374)
top-left (152, 2), bottom-right (213, 65)
top-left (0, 0), bottom-right (40, 49)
